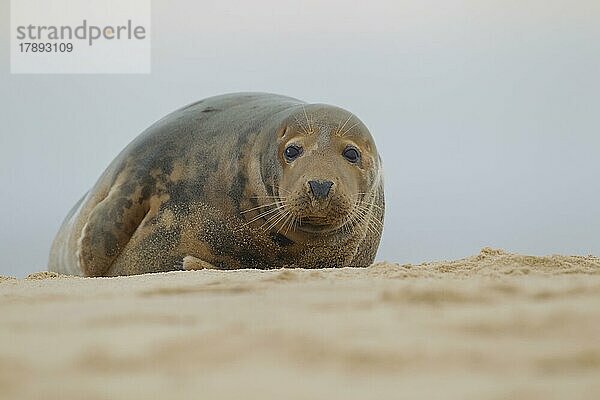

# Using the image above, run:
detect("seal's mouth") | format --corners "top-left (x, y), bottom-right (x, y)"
top-left (283, 193), bottom-right (355, 234)
top-left (297, 221), bottom-right (338, 234)
top-left (296, 216), bottom-right (345, 234)
top-left (266, 189), bottom-right (355, 235)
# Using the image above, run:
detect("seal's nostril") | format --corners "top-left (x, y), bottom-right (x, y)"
top-left (308, 180), bottom-right (334, 199)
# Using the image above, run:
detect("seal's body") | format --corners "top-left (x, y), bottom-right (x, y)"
top-left (49, 93), bottom-right (384, 276)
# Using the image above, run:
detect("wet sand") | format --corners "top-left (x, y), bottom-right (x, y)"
top-left (1, 248), bottom-right (600, 399)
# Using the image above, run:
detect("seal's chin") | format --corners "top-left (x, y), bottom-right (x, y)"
top-left (295, 214), bottom-right (349, 234)
top-left (297, 221), bottom-right (339, 234)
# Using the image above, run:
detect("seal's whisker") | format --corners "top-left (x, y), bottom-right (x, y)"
top-left (341, 121), bottom-right (360, 137)
top-left (302, 105), bottom-right (314, 134)
top-left (369, 216), bottom-right (384, 229)
top-left (354, 200), bottom-right (378, 210)
top-left (360, 208), bottom-right (382, 235)
top-left (353, 205), bottom-right (378, 236)
top-left (340, 200), bottom-right (366, 233)
top-left (283, 215), bottom-right (292, 235)
top-left (371, 220), bottom-right (383, 234)
top-left (369, 205), bottom-right (385, 214)
top-left (244, 198), bottom-right (288, 211)
top-left (241, 201), bottom-right (282, 214)
top-left (354, 202), bottom-right (385, 228)
top-left (361, 201), bottom-right (384, 211)
top-left (349, 210), bottom-right (366, 234)
top-left (280, 212), bottom-right (295, 235)
top-left (358, 212), bottom-right (378, 236)
top-left (346, 211), bottom-right (357, 233)
top-left (292, 215), bottom-right (300, 233)
top-left (260, 201), bottom-right (289, 231)
top-left (245, 209), bottom-right (279, 224)
top-left (340, 212), bottom-right (355, 234)
top-left (245, 207), bottom-right (283, 225)
top-left (336, 114), bottom-right (353, 136)
top-left (292, 114), bottom-right (310, 135)
top-left (367, 218), bottom-right (382, 235)
top-left (248, 199), bottom-right (289, 208)
top-left (347, 201), bottom-right (363, 226)
top-left (354, 212), bottom-right (383, 233)
top-left (264, 209), bottom-right (289, 232)
top-left (277, 211), bottom-right (291, 234)
top-left (259, 214), bottom-right (280, 231)
top-left (273, 185), bottom-right (291, 195)
top-left (285, 212), bottom-right (297, 235)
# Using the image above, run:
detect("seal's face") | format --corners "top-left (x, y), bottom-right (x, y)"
top-left (269, 106), bottom-right (380, 235)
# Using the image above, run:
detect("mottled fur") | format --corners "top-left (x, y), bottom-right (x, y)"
top-left (48, 93), bottom-right (385, 276)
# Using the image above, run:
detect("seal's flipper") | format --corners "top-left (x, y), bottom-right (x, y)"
top-left (78, 186), bottom-right (149, 277)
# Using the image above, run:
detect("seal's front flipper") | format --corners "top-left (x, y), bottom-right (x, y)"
top-left (182, 255), bottom-right (217, 270)
top-left (78, 185), bottom-right (149, 277)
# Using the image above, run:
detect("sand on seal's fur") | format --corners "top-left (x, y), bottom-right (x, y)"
top-left (1, 248), bottom-right (600, 399)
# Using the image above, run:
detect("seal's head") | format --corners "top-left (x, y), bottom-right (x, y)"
top-left (253, 104), bottom-right (382, 237)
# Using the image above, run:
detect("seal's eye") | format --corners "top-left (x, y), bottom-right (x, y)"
top-left (284, 145), bottom-right (303, 161)
top-left (342, 147), bottom-right (360, 163)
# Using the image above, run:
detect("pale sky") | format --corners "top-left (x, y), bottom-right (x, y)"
top-left (1, 0), bottom-right (599, 276)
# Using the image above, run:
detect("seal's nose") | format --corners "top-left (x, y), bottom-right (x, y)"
top-left (308, 180), bottom-right (334, 199)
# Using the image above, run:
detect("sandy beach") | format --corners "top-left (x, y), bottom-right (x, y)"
top-left (1, 248), bottom-right (600, 399)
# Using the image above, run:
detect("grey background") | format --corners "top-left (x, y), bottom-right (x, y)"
top-left (1, 0), bottom-right (599, 277)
